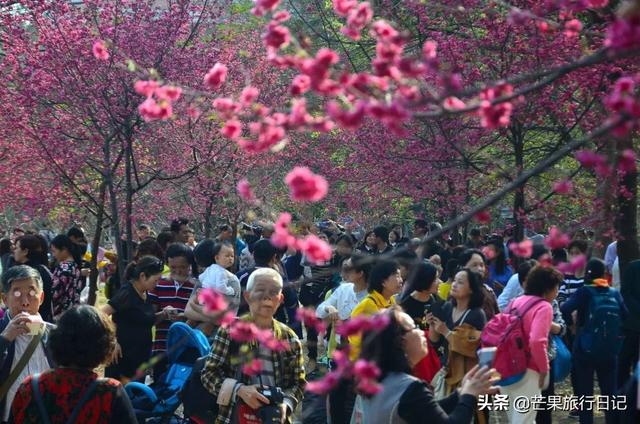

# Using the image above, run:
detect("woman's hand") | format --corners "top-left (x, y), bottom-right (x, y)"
top-left (460, 365), bottom-right (499, 398)
top-left (324, 306), bottom-right (339, 323)
top-left (550, 322), bottom-right (562, 335)
top-left (111, 342), bottom-right (122, 364)
top-left (431, 316), bottom-right (448, 336)
top-left (538, 372), bottom-right (548, 389)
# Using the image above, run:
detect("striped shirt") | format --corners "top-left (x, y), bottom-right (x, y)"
top-left (251, 346), bottom-right (276, 387)
top-left (558, 274), bottom-right (584, 305)
top-left (147, 278), bottom-right (196, 353)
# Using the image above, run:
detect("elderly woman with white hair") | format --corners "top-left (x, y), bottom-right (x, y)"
top-left (201, 268), bottom-right (306, 424)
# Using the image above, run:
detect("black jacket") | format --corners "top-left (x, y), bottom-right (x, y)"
top-left (0, 312), bottom-right (55, 420)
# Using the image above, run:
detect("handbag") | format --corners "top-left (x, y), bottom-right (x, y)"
top-left (551, 335), bottom-right (572, 382)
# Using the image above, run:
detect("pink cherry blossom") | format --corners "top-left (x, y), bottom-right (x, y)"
top-left (552, 179), bottom-right (573, 195)
top-left (545, 226), bottom-right (570, 250)
top-left (371, 20), bottom-right (399, 41)
top-left (263, 22), bottom-right (291, 50)
top-left (342, 3), bottom-right (374, 41)
top-left (297, 307), bottom-right (327, 334)
top-left (482, 246), bottom-right (496, 261)
top-left (326, 100), bottom-right (367, 130)
top-left (92, 40), bottom-right (109, 60)
top-left (213, 97), bottom-right (241, 116)
top-left (300, 234), bottom-right (333, 265)
top-left (299, 48), bottom-right (340, 88)
top-left (289, 98), bottom-right (312, 126)
top-left (237, 178), bottom-right (257, 203)
top-left (134, 80), bottom-right (159, 98)
top-left (221, 119), bottom-right (243, 140)
top-left (229, 321), bottom-right (260, 343)
top-left (138, 97), bottom-right (172, 121)
top-left (219, 312), bottom-right (236, 327)
top-left (605, 16), bottom-right (640, 51)
top-left (558, 254), bottom-right (587, 274)
top-left (422, 40), bottom-right (437, 60)
top-left (187, 106), bottom-right (201, 119)
top-left (619, 149), bottom-right (637, 174)
top-left (575, 150), bottom-right (606, 169)
top-left (509, 239), bottom-right (533, 258)
top-left (252, 0), bottom-right (281, 16)
top-left (336, 313), bottom-right (390, 337)
top-left (306, 371), bottom-right (342, 394)
top-left (478, 100), bottom-right (513, 129)
top-left (204, 63), bottom-right (228, 90)
top-left (155, 85), bottom-right (182, 102)
top-left (353, 359), bottom-right (381, 380)
top-left (242, 358), bottom-right (263, 376)
top-left (478, 83), bottom-right (514, 129)
top-left (240, 86), bottom-right (260, 106)
top-left (264, 337), bottom-right (291, 352)
top-left (332, 0), bottom-right (358, 17)
top-left (356, 379), bottom-right (382, 395)
top-left (198, 288), bottom-right (228, 314)
top-left (443, 97), bottom-right (466, 111)
top-left (290, 75), bottom-right (312, 96)
top-left (564, 19), bottom-right (582, 37)
top-left (285, 167), bottom-right (328, 202)
top-left (273, 11), bottom-right (291, 22)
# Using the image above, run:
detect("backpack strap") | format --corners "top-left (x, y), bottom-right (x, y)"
top-left (31, 374), bottom-right (52, 424)
top-left (508, 297), bottom-right (546, 319)
top-left (499, 297), bottom-right (546, 345)
top-left (65, 379), bottom-right (103, 424)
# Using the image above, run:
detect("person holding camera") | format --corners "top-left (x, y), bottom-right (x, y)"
top-left (201, 268), bottom-right (305, 424)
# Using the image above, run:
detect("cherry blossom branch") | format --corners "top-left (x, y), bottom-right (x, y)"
top-left (421, 116), bottom-right (626, 246)
top-left (414, 47), bottom-right (636, 118)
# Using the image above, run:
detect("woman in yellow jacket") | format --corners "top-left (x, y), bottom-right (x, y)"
top-left (349, 259), bottom-right (404, 360)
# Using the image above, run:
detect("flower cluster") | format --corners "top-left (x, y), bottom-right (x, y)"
top-left (271, 213), bottom-right (333, 264)
top-left (478, 83), bottom-right (514, 129)
top-left (557, 254), bottom-right (587, 274)
top-left (545, 226), bottom-right (570, 250)
top-left (285, 167), bottom-right (328, 202)
top-left (306, 313), bottom-right (390, 395)
top-left (605, 76), bottom-right (640, 136)
top-left (296, 307), bottom-right (326, 335)
top-left (135, 80), bottom-right (182, 122)
top-left (509, 239), bottom-right (533, 258)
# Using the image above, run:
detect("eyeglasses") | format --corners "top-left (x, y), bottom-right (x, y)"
top-left (12, 289), bottom-right (39, 299)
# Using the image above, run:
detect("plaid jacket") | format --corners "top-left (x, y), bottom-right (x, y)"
top-left (200, 316), bottom-right (306, 424)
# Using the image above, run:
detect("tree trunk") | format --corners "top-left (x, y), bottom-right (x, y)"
top-left (512, 123), bottom-right (526, 241)
top-left (615, 135), bottom-right (639, 276)
top-left (204, 200), bottom-right (213, 238)
top-left (124, 136), bottom-right (134, 263)
top-left (88, 182), bottom-right (106, 305)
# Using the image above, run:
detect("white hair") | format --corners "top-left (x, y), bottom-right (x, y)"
top-left (246, 267), bottom-right (283, 292)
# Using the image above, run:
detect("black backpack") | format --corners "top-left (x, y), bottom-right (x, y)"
top-left (180, 356), bottom-right (219, 422)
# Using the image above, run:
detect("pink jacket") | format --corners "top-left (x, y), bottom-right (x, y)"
top-left (509, 295), bottom-right (553, 374)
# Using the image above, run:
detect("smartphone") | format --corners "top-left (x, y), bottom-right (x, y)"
top-left (477, 347), bottom-right (497, 369)
top-left (430, 302), bottom-right (446, 321)
top-left (424, 303), bottom-right (433, 316)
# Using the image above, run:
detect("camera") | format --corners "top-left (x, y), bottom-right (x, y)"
top-left (258, 386), bottom-right (285, 423)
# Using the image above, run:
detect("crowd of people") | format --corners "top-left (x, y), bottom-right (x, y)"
top-left (0, 218), bottom-right (639, 424)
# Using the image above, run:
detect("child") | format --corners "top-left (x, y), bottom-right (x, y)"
top-left (199, 242), bottom-right (241, 314)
